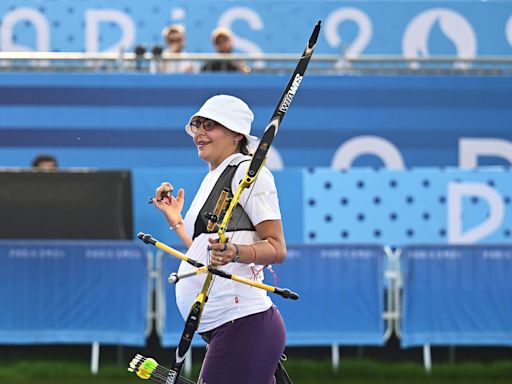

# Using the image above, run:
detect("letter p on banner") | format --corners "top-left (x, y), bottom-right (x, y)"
top-left (448, 182), bottom-right (504, 244)
top-left (459, 138), bottom-right (512, 168)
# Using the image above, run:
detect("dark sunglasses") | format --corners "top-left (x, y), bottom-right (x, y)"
top-left (189, 119), bottom-right (219, 133)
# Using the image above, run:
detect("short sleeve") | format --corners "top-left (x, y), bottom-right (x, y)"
top-left (231, 162), bottom-right (282, 226)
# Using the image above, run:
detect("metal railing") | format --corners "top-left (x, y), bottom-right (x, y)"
top-left (0, 51), bottom-right (511, 75)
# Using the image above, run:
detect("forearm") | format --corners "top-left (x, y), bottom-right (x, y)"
top-left (235, 238), bottom-right (286, 265)
top-left (206, 220), bottom-right (287, 268)
top-left (168, 217), bottom-right (193, 249)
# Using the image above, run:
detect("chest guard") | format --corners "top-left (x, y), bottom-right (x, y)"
top-left (192, 156), bottom-right (256, 240)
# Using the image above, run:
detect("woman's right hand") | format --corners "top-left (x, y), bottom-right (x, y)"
top-left (152, 182), bottom-right (185, 227)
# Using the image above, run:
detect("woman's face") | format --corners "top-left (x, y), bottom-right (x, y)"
top-left (190, 117), bottom-right (242, 169)
top-left (214, 35), bottom-right (233, 54)
top-left (166, 31), bottom-right (185, 53)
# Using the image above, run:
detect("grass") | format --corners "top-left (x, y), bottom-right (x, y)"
top-left (1, 359), bottom-right (512, 384)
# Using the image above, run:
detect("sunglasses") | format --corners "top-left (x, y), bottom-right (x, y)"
top-left (189, 119), bottom-right (219, 133)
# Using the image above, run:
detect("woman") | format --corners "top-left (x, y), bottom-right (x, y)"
top-left (152, 95), bottom-right (287, 384)
top-left (161, 24), bottom-right (198, 73)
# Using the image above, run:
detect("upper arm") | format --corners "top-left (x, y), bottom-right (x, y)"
top-left (233, 163), bottom-right (286, 262)
top-left (255, 219), bottom-right (287, 263)
top-left (233, 164), bottom-right (282, 225)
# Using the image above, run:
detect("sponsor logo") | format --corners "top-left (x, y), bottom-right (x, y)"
top-left (278, 74), bottom-right (303, 113)
top-left (166, 370), bottom-right (178, 384)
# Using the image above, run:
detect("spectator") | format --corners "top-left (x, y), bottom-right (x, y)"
top-left (32, 154), bottom-right (58, 170)
top-left (161, 24), bottom-right (198, 73)
top-left (201, 27), bottom-right (250, 73)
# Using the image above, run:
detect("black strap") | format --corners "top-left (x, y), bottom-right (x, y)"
top-left (192, 156), bottom-right (255, 239)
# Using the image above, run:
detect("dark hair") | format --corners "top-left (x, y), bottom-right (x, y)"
top-left (238, 137), bottom-right (251, 156)
top-left (32, 154), bottom-right (58, 168)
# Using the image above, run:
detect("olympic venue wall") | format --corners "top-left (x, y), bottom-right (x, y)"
top-left (0, 73), bottom-right (511, 245)
top-left (1, 0), bottom-right (511, 57)
top-left (1, 73), bottom-right (511, 351)
top-left (1, 73), bottom-right (511, 170)
top-left (3, 241), bottom-right (511, 348)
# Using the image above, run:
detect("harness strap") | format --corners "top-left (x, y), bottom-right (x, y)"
top-left (192, 155), bottom-right (255, 239)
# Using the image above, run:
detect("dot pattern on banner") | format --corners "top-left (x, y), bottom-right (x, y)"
top-left (1, 2), bottom-right (191, 52)
top-left (303, 168), bottom-right (512, 246)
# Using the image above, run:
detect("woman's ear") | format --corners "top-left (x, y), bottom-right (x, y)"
top-left (234, 133), bottom-right (244, 143)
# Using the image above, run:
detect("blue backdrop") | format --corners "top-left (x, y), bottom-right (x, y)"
top-left (0, 73), bottom-right (511, 170)
top-left (401, 245), bottom-right (512, 347)
top-left (0, 240), bottom-right (148, 345)
top-left (0, 1), bottom-right (511, 57)
top-left (133, 168), bottom-right (512, 246)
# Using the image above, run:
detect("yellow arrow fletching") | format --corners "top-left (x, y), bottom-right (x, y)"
top-left (137, 357), bottom-right (158, 379)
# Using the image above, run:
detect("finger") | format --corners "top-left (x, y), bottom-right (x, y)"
top-left (156, 184), bottom-right (173, 198)
top-left (176, 188), bottom-right (185, 202)
top-left (153, 195), bottom-right (168, 206)
top-left (211, 260), bottom-right (221, 267)
top-left (156, 183), bottom-right (169, 193)
top-left (208, 237), bottom-right (220, 245)
top-left (211, 250), bottom-right (222, 257)
top-left (211, 244), bottom-right (227, 254)
top-left (159, 190), bottom-right (173, 200)
top-left (209, 254), bottom-right (220, 266)
top-left (155, 188), bottom-right (165, 201)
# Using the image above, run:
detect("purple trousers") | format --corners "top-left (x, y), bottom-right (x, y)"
top-left (198, 306), bottom-right (286, 384)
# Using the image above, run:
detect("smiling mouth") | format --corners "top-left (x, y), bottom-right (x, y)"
top-left (196, 140), bottom-right (211, 148)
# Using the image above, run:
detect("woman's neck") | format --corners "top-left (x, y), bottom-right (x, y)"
top-left (209, 151), bottom-right (239, 171)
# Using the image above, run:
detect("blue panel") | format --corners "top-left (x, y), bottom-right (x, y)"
top-left (0, 148), bottom-right (204, 169)
top-left (0, 74), bottom-right (511, 169)
top-left (401, 245), bottom-right (512, 347)
top-left (0, 241), bottom-right (148, 345)
top-left (304, 168), bottom-right (512, 245)
top-left (0, 1), bottom-right (511, 56)
top-left (274, 169), bottom-right (304, 243)
top-left (273, 245), bottom-right (386, 345)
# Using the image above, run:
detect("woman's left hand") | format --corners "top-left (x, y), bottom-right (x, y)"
top-left (208, 237), bottom-right (236, 267)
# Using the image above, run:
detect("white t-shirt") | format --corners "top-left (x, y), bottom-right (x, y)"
top-left (176, 153), bottom-right (282, 333)
top-left (162, 51), bottom-right (199, 73)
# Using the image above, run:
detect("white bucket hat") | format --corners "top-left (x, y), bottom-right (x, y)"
top-left (185, 95), bottom-right (258, 145)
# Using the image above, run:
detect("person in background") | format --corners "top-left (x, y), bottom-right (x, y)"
top-left (201, 27), bottom-right (250, 73)
top-left (152, 95), bottom-right (285, 383)
top-left (32, 154), bottom-right (58, 170)
top-left (161, 24), bottom-right (198, 73)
